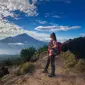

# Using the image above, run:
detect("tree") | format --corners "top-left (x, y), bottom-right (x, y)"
top-left (20, 47), bottom-right (36, 61)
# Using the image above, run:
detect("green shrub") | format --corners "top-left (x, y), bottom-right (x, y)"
top-left (16, 62), bottom-right (35, 76)
top-left (1, 58), bottom-right (23, 66)
top-left (61, 51), bottom-right (85, 73)
top-left (20, 47), bottom-right (36, 62)
top-left (75, 59), bottom-right (85, 73)
top-left (61, 51), bottom-right (77, 68)
top-left (33, 52), bottom-right (39, 58)
top-left (2, 59), bottom-right (13, 66)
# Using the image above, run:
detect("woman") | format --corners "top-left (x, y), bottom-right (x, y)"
top-left (43, 32), bottom-right (58, 77)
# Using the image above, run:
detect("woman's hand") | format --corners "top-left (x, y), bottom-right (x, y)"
top-left (52, 45), bottom-right (57, 49)
top-left (52, 41), bottom-right (57, 49)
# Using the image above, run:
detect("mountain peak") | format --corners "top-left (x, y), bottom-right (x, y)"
top-left (0, 33), bottom-right (47, 54)
top-left (17, 33), bottom-right (28, 37)
top-left (0, 33), bottom-right (46, 45)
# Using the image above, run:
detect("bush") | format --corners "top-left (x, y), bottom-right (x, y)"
top-left (30, 52), bottom-right (39, 62)
top-left (61, 51), bottom-right (85, 73)
top-left (2, 59), bottom-right (13, 66)
top-left (16, 62), bottom-right (35, 76)
top-left (38, 45), bottom-right (48, 54)
top-left (61, 51), bottom-right (77, 68)
top-left (20, 47), bottom-right (36, 62)
top-left (1, 58), bottom-right (23, 66)
top-left (75, 59), bottom-right (85, 73)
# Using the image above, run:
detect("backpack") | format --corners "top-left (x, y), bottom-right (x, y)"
top-left (48, 41), bottom-right (62, 56)
top-left (57, 42), bottom-right (62, 54)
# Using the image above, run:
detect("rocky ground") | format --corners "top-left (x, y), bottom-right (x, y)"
top-left (0, 52), bottom-right (85, 85)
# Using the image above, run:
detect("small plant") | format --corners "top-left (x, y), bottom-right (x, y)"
top-left (16, 62), bottom-right (35, 76)
top-left (61, 51), bottom-right (77, 68)
top-left (61, 51), bottom-right (85, 74)
top-left (75, 59), bottom-right (85, 73)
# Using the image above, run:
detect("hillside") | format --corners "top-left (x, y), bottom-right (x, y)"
top-left (0, 52), bottom-right (85, 85)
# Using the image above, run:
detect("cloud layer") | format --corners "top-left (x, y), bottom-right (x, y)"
top-left (0, 19), bottom-right (76, 42)
top-left (35, 25), bottom-right (81, 31)
top-left (0, 0), bottom-right (38, 19)
top-left (80, 33), bottom-right (85, 37)
top-left (0, 19), bottom-right (50, 42)
top-left (0, 20), bottom-right (25, 38)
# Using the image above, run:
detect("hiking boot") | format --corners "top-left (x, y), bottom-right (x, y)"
top-left (48, 74), bottom-right (56, 77)
top-left (42, 70), bottom-right (48, 73)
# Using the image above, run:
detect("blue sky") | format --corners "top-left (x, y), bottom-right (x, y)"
top-left (0, 0), bottom-right (85, 42)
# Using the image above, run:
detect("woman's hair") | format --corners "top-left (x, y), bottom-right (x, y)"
top-left (51, 32), bottom-right (57, 41)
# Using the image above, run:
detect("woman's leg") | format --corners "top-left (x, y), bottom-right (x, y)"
top-left (43, 56), bottom-right (50, 72)
top-left (49, 55), bottom-right (55, 76)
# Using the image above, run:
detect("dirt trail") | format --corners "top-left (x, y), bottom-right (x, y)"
top-left (0, 53), bottom-right (85, 85)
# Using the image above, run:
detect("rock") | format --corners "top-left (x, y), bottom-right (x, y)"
top-left (0, 66), bottom-right (9, 77)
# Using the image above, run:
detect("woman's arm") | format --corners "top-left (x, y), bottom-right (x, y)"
top-left (52, 41), bottom-right (57, 49)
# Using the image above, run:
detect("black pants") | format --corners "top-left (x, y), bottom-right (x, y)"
top-left (44, 55), bottom-right (55, 75)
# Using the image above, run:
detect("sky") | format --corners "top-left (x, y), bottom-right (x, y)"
top-left (0, 0), bottom-right (85, 42)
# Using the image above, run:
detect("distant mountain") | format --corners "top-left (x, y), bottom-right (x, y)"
top-left (0, 33), bottom-right (44, 43)
top-left (0, 33), bottom-right (46, 47)
top-left (0, 33), bottom-right (47, 55)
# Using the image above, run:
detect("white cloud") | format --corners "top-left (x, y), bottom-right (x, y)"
top-left (32, 0), bottom-right (38, 4)
top-left (25, 31), bottom-right (50, 41)
top-left (26, 31), bottom-right (72, 42)
top-left (80, 33), bottom-right (85, 37)
top-left (45, 12), bottom-right (62, 19)
top-left (8, 43), bottom-right (24, 46)
top-left (45, 13), bottom-right (50, 18)
top-left (52, 15), bottom-right (60, 18)
top-left (36, 20), bottom-right (48, 24)
top-left (40, 0), bottom-right (71, 3)
top-left (35, 25), bottom-right (81, 31)
top-left (50, 23), bottom-right (58, 26)
top-left (64, 0), bottom-right (71, 4)
top-left (0, 19), bottom-right (28, 39)
top-left (57, 36), bottom-right (74, 42)
top-left (0, 0), bottom-right (38, 19)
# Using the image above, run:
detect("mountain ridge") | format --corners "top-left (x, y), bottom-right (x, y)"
top-left (0, 33), bottom-right (47, 55)
top-left (0, 33), bottom-right (46, 43)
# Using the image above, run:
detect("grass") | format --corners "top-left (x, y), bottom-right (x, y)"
top-left (61, 51), bottom-right (85, 74)
top-left (16, 62), bottom-right (35, 76)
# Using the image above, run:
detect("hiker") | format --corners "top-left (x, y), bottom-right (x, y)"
top-left (43, 32), bottom-right (58, 77)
